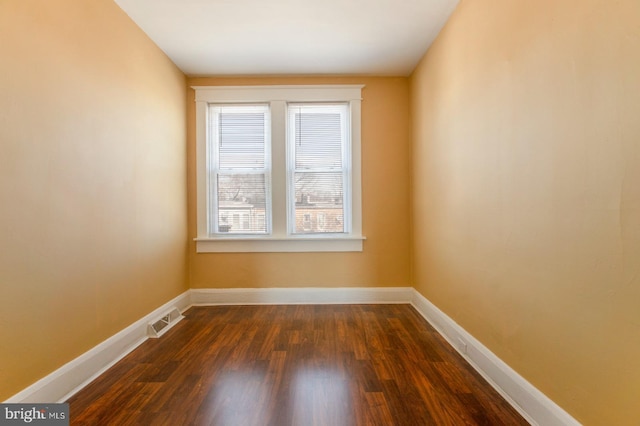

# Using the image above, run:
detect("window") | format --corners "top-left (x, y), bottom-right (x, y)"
top-left (209, 105), bottom-right (270, 234)
top-left (317, 213), bottom-right (326, 231)
top-left (289, 104), bottom-right (348, 234)
top-left (194, 85), bottom-right (364, 252)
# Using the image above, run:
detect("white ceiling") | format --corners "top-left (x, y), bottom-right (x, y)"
top-left (114, 0), bottom-right (459, 76)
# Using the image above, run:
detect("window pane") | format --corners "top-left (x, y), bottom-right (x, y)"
top-left (291, 105), bottom-right (344, 169)
top-left (294, 172), bottom-right (344, 233)
top-left (289, 104), bottom-right (348, 235)
top-left (213, 106), bottom-right (268, 169)
top-left (217, 173), bottom-right (267, 234)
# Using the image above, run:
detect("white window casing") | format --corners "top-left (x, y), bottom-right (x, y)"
top-left (193, 85), bottom-right (365, 253)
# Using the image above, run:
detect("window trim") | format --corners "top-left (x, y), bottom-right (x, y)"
top-left (193, 85), bottom-right (365, 253)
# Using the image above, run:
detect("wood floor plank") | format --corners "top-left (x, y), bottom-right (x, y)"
top-left (67, 304), bottom-right (529, 425)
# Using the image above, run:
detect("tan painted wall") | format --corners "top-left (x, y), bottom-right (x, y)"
top-left (0, 0), bottom-right (188, 400)
top-left (188, 77), bottom-right (411, 289)
top-left (410, 0), bottom-right (640, 424)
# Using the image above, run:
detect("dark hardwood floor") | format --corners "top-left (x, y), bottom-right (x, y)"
top-left (67, 305), bottom-right (529, 425)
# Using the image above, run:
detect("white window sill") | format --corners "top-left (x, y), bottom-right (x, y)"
top-left (194, 235), bottom-right (365, 253)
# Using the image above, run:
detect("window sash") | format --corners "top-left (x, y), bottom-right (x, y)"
top-left (208, 104), bottom-right (271, 235)
top-left (287, 103), bottom-right (350, 235)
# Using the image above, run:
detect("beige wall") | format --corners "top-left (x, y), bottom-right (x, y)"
top-left (0, 0), bottom-right (188, 400)
top-left (188, 77), bottom-right (411, 289)
top-left (410, 0), bottom-right (640, 424)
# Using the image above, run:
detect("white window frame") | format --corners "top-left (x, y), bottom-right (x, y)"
top-left (193, 85), bottom-right (365, 253)
top-left (287, 103), bottom-right (350, 236)
top-left (208, 104), bottom-right (271, 236)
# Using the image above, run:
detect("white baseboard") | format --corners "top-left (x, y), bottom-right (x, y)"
top-left (4, 285), bottom-right (581, 426)
top-left (4, 291), bottom-right (192, 404)
top-left (190, 286), bottom-right (414, 305)
top-left (410, 289), bottom-right (581, 426)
